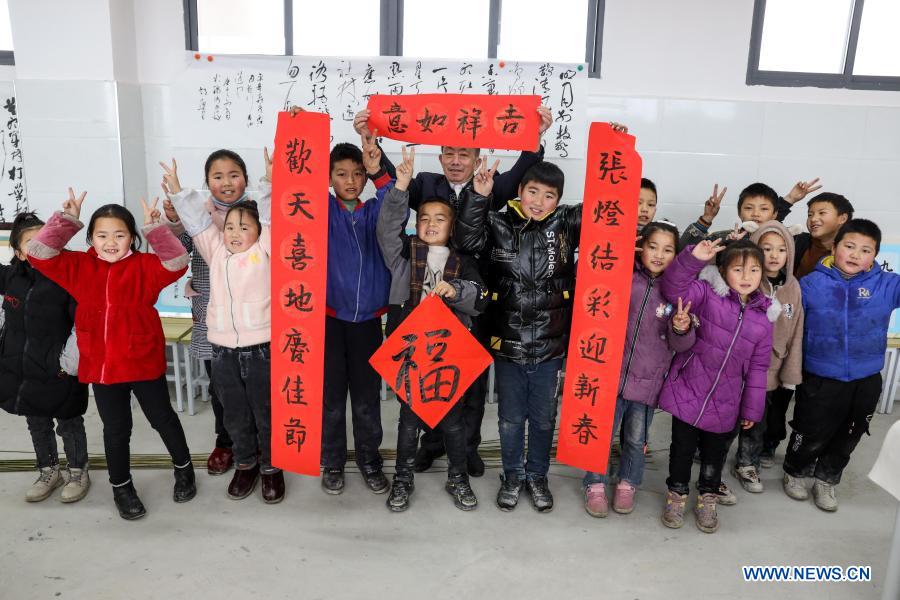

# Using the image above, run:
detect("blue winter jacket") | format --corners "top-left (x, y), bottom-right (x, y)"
top-left (801, 256), bottom-right (900, 382)
top-left (326, 172), bottom-right (396, 323)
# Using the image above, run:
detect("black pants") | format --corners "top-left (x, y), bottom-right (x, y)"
top-left (93, 375), bottom-right (192, 486)
top-left (321, 316), bottom-right (384, 473)
top-left (205, 359), bottom-right (233, 449)
top-left (667, 416), bottom-right (732, 495)
top-left (212, 343), bottom-right (273, 472)
top-left (736, 394), bottom-right (770, 469)
top-left (762, 386), bottom-right (794, 453)
top-left (783, 372), bottom-right (881, 485)
top-left (395, 400), bottom-right (467, 483)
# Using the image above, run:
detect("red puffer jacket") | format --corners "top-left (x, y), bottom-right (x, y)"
top-left (27, 211), bottom-right (189, 385)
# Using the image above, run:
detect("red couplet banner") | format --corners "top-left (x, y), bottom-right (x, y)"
top-left (270, 111), bottom-right (330, 476)
top-left (556, 122), bottom-right (643, 474)
top-left (366, 94), bottom-right (541, 151)
top-left (369, 295), bottom-right (493, 429)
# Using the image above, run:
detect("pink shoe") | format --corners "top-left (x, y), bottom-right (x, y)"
top-left (613, 481), bottom-right (636, 514)
top-left (584, 483), bottom-right (608, 518)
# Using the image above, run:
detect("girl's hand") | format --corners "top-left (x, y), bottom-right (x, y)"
top-left (473, 156), bottom-right (500, 197)
top-left (785, 177), bottom-right (822, 205)
top-left (160, 158), bottom-right (182, 196)
top-left (354, 109), bottom-right (372, 136)
top-left (142, 197), bottom-right (161, 226)
top-left (741, 419), bottom-right (755, 430)
top-left (263, 146), bottom-right (273, 182)
top-left (62, 188), bottom-right (86, 220)
top-left (726, 223), bottom-right (747, 241)
top-left (432, 281), bottom-right (457, 299)
top-left (692, 238), bottom-right (725, 262)
top-left (289, 105), bottom-right (305, 117)
top-left (361, 129), bottom-right (382, 175)
top-left (163, 198), bottom-right (179, 223)
top-left (395, 145), bottom-right (415, 191)
top-left (672, 297), bottom-right (692, 333)
top-left (538, 105), bottom-right (552, 135)
top-left (610, 121), bottom-right (629, 134)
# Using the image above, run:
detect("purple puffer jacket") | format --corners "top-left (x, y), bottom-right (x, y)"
top-left (618, 259), bottom-right (696, 406)
top-left (657, 247), bottom-right (775, 433)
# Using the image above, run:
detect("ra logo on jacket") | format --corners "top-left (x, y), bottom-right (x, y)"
top-left (858, 287), bottom-right (871, 299)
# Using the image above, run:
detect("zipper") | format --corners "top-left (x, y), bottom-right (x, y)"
top-left (351, 217), bottom-right (363, 322)
top-left (619, 276), bottom-right (654, 397)
top-left (693, 304), bottom-right (745, 427)
top-left (673, 353), bottom-right (694, 381)
top-left (100, 268), bottom-right (111, 384)
top-left (225, 254), bottom-right (240, 347)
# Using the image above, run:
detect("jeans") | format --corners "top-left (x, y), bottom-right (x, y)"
top-left (394, 400), bottom-right (467, 483)
top-left (205, 359), bottom-right (233, 449)
top-left (495, 358), bottom-right (563, 480)
top-left (93, 375), bottom-right (192, 485)
top-left (211, 343), bottom-right (275, 473)
top-left (667, 416), bottom-right (732, 495)
top-left (583, 397), bottom-right (652, 487)
top-left (321, 316), bottom-right (384, 473)
top-left (26, 415), bottom-right (89, 470)
top-left (736, 391), bottom-right (773, 468)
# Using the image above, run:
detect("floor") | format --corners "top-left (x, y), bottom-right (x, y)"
top-left (0, 390), bottom-right (897, 600)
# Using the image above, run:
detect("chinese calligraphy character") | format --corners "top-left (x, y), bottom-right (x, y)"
top-left (579, 333), bottom-right (607, 364)
top-left (598, 151), bottom-right (628, 184)
top-left (382, 102), bottom-right (409, 134)
top-left (586, 288), bottom-right (612, 318)
top-left (456, 107), bottom-right (483, 140)
top-left (288, 192), bottom-right (314, 220)
top-left (284, 417), bottom-right (307, 452)
top-left (593, 200), bottom-right (624, 226)
top-left (282, 375), bottom-right (308, 405)
top-left (285, 232), bottom-right (314, 271)
top-left (573, 374), bottom-right (601, 406)
top-left (284, 283), bottom-right (313, 313)
top-left (496, 103), bottom-right (525, 135)
top-left (285, 138), bottom-right (312, 175)
top-left (416, 107), bottom-right (448, 133)
top-left (590, 242), bottom-right (619, 271)
top-left (282, 328), bottom-right (310, 364)
top-left (572, 413), bottom-right (599, 445)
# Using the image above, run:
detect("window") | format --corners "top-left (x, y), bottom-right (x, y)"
top-left (496, 0), bottom-right (590, 64)
top-left (0, 0), bottom-right (14, 65)
top-left (747, 0), bottom-right (900, 90)
top-left (195, 0), bottom-right (285, 55)
top-left (402, 0), bottom-right (490, 60)
top-left (293, 2), bottom-right (380, 57)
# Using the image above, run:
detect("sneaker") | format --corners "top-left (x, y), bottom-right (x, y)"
top-left (812, 479), bottom-right (838, 512)
top-left (584, 483), bottom-right (608, 518)
top-left (173, 463), bottom-right (197, 503)
top-left (60, 468), bottom-right (91, 503)
top-left (321, 468), bottom-right (344, 495)
top-left (386, 478), bottom-right (414, 512)
top-left (525, 476), bottom-right (554, 513)
top-left (413, 447), bottom-right (444, 473)
top-left (661, 489), bottom-right (687, 529)
top-left (445, 475), bottom-right (478, 511)
top-left (759, 449), bottom-right (775, 469)
top-left (496, 475), bottom-right (523, 512)
top-left (362, 470), bottom-right (389, 494)
top-left (733, 465), bottom-right (764, 493)
top-left (782, 472), bottom-right (809, 501)
top-left (613, 481), bottom-right (636, 514)
top-left (694, 493), bottom-right (719, 533)
top-left (112, 481), bottom-right (146, 520)
top-left (466, 451), bottom-right (485, 478)
top-left (714, 481), bottom-right (737, 506)
top-left (25, 466), bottom-right (63, 502)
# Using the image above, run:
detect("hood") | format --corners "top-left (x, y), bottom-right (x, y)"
top-left (815, 254), bottom-right (883, 283)
top-left (698, 264), bottom-right (777, 322)
top-left (745, 220), bottom-right (802, 292)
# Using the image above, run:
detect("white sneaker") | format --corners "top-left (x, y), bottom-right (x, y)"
top-left (25, 466), bottom-right (63, 502)
top-left (812, 479), bottom-right (838, 512)
top-left (60, 468), bottom-right (91, 503)
top-left (782, 472), bottom-right (809, 501)
top-left (734, 465), bottom-right (764, 493)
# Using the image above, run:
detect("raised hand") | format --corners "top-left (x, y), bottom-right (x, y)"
top-left (538, 106), bottom-right (552, 136)
top-left (701, 183), bottom-right (727, 225)
top-left (264, 146), bottom-right (273, 181)
top-left (432, 280), bottom-right (457, 299)
top-left (160, 158), bottom-right (182, 196)
top-left (672, 297), bottom-right (692, 333)
top-left (141, 197), bottom-right (161, 226)
top-left (395, 145), bottom-right (415, 191)
top-left (354, 109), bottom-right (372, 136)
top-left (785, 177), bottom-right (822, 205)
top-left (472, 156), bottom-right (500, 197)
top-left (62, 188), bottom-right (86, 220)
top-left (609, 121), bottom-right (629, 134)
top-left (163, 198), bottom-right (179, 223)
top-left (289, 105), bottom-right (305, 117)
top-left (726, 223), bottom-right (748, 241)
top-left (361, 129), bottom-right (382, 175)
top-left (692, 238), bottom-right (725, 262)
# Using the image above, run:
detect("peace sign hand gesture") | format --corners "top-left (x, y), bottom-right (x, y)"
top-left (263, 146), bottom-right (273, 182)
top-left (473, 156), bottom-right (500, 197)
top-left (785, 177), bottom-right (822, 205)
top-left (692, 238), bottom-right (725, 262)
top-left (701, 183), bottom-right (727, 225)
top-left (672, 297), bottom-right (692, 334)
top-left (395, 145), bottom-right (415, 191)
top-left (160, 158), bottom-right (182, 196)
top-left (361, 129), bottom-right (382, 175)
top-left (141, 197), bottom-right (161, 226)
top-left (62, 188), bottom-right (87, 220)
top-left (726, 223), bottom-right (748, 241)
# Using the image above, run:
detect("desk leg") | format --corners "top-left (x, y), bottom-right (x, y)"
top-left (172, 342), bottom-right (184, 413)
top-left (184, 347), bottom-right (195, 416)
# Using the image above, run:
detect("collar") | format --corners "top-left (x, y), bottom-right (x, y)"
top-left (210, 192), bottom-right (249, 211)
top-left (507, 199), bottom-right (554, 223)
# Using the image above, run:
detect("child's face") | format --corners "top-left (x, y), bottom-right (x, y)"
top-left (640, 230), bottom-right (676, 275)
top-left (807, 201), bottom-right (848, 241)
top-left (638, 188), bottom-right (658, 226)
top-left (330, 159), bottom-right (366, 202)
top-left (91, 217), bottom-right (133, 263)
top-left (438, 147), bottom-right (478, 185)
top-left (738, 196), bottom-right (776, 224)
top-left (416, 201), bottom-right (453, 246)
top-left (518, 180), bottom-right (560, 220)
top-left (13, 227), bottom-right (39, 262)
top-left (758, 231), bottom-right (788, 277)
top-left (724, 257), bottom-right (763, 300)
top-left (207, 158), bottom-right (248, 204)
top-left (833, 232), bottom-right (877, 275)
top-left (224, 209), bottom-right (260, 253)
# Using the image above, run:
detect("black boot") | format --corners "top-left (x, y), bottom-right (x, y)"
top-left (413, 447), bottom-right (444, 472)
top-left (112, 481), bottom-right (147, 520)
top-left (173, 463), bottom-right (197, 503)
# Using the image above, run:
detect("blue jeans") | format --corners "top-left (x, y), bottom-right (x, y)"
top-left (583, 397), bottom-right (652, 487)
top-left (495, 358), bottom-right (563, 480)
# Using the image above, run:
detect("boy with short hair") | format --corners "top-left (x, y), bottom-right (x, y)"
top-left (376, 145), bottom-right (489, 512)
top-left (638, 178), bottom-right (658, 232)
top-left (320, 139), bottom-right (394, 497)
top-left (782, 218), bottom-right (900, 512)
top-left (777, 192), bottom-right (853, 278)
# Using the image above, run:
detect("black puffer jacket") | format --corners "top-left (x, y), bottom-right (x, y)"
top-left (0, 259), bottom-right (88, 418)
top-left (454, 190), bottom-right (581, 364)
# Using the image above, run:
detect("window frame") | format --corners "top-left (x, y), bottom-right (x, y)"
top-left (746, 0), bottom-right (900, 91)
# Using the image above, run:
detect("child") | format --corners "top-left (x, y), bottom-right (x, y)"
top-left (582, 222), bottom-right (695, 517)
top-left (320, 137), bottom-right (395, 496)
top-left (454, 159), bottom-right (578, 513)
top-left (376, 144), bottom-right (488, 512)
top-left (637, 178), bottom-right (659, 232)
top-left (778, 192), bottom-right (853, 278)
top-left (728, 221), bottom-right (804, 491)
top-left (1, 212), bottom-right (90, 504)
top-left (782, 219), bottom-right (900, 512)
top-left (27, 191), bottom-right (194, 520)
top-left (658, 239), bottom-right (775, 533)
top-left (169, 153), bottom-right (281, 503)
top-left (161, 150), bottom-right (265, 476)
